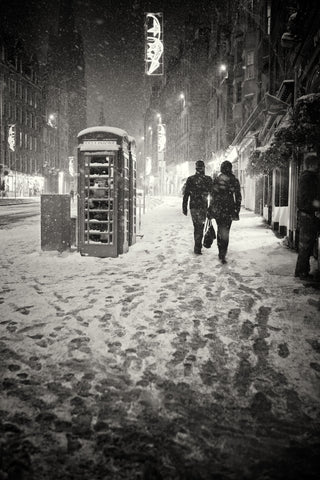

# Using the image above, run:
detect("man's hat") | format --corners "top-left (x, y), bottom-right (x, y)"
top-left (195, 160), bottom-right (205, 169)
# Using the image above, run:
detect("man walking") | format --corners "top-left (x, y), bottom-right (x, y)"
top-left (182, 160), bottom-right (213, 255)
top-left (294, 154), bottom-right (320, 280)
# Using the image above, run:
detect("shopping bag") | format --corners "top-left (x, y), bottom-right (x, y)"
top-left (203, 219), bottom-right (216, 248)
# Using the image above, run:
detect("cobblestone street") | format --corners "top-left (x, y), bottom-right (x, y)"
top-left (0, 197), bottom-right (319, 480)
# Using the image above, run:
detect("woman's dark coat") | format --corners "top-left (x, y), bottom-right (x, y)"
top-left (208, 173), bottom-right (242, 222)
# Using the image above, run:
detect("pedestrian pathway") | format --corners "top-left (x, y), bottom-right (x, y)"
top-left (0, 196), bottom-right (319, 480)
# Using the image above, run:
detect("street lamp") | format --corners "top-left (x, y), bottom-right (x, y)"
top-left (47, 113), bottom-right (57, 129)
top-left (218, 63), bottom-right (228, 82)
top-left (179, 92), bottom-right (186, 110)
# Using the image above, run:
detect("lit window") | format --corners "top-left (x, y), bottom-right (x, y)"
top-left (245, 51), bottom-right (255, 80)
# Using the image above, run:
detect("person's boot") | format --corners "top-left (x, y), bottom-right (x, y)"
top-left (194, 244), bottom-right (202, 255)
top-left (219, 252), bottom-right (227, 264)
top-left (299, 272), bottom-right (318, 281)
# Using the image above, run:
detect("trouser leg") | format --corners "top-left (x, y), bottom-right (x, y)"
top-left (216, 219), bottom-right (232, 258)
top-left (190, 209), bottom-right (206, 252)
top-left (295, 214), bottom-right (317, 276)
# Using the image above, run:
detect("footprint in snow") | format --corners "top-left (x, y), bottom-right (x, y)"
top-left (15, 306), bottom-right (33, 315)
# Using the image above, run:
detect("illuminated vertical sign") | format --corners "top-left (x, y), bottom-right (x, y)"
top-left (157, 124), bottom-right (166, 153)
top-left (145, 13), bottom-right (164, 76)
top-left (68, 156), bottom-right (75, 176)
top-left (8, 124), bottom-right (16, 152)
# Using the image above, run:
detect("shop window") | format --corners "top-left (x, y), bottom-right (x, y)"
top-left (263, 172), bottom-right (272, 206)
top-left (280, 166), bottom-right (289, 206)
top-left (274, 166), bottom-right (289, 207)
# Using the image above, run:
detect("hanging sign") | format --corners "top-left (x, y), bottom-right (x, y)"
top-left (157, 124), bottom-right (166, 152)
top-left (145, 157), bottom-right (152, 176)
top-left (68, 156), bottom-right (75, 177)
top-left (145, 13), bottom-right (164, 75)
top-left (8, 124), bottom-right (16, 152)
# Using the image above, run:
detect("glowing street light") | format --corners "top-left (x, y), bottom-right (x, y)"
top-left (48, 113), bottom-right (57, 128)
top-left (179, 93), bottom-right (185, 100)
top-left (219, 64), bottom-right (227, 73)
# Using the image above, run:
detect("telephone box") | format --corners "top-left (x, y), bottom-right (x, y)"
top-left (77, 126), bottom-right (130, 257)
top-left (128, 136), bottom-right (137, 246)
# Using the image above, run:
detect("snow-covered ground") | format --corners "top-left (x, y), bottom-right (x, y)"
top-left (0, 196), bottom-right (319, 480)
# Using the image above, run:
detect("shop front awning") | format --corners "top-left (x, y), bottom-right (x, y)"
top-left (230, 90), bottom-right (291, 149)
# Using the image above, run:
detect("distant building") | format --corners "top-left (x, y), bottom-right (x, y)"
top-left (0, 35), bottom-right (44, 197)
top-left (0, 0), bottom-right (87, 196)
top-left (205, 2), bottom-right (236, 176)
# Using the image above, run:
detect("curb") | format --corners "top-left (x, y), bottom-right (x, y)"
top-left (0, 198), bottom-right (40, 206)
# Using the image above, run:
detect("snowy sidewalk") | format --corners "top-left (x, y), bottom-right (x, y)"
top-left (0, 196), bottom-right (319, 480)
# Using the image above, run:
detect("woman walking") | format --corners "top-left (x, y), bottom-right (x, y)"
top-left (207, 160), bottom-right (242, 263)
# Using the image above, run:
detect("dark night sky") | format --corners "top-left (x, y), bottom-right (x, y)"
top-left (76, 0), bottom-right (204, 140)
top-left (1, 0), bottom-right (209, 141)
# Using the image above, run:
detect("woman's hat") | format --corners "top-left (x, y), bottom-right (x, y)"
top-left (220, 160), bottom-right (232, 174)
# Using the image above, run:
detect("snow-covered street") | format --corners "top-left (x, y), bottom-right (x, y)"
top-left (0, 196), bottom-right (319, 480)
